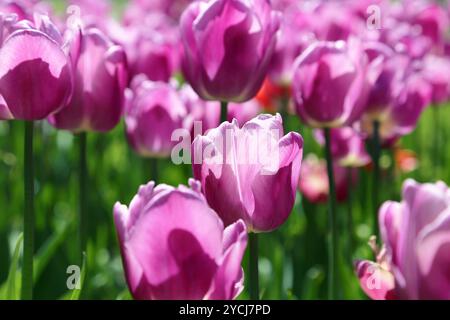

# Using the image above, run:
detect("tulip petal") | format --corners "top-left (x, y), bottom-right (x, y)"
top-left (355, 260), bottom-right (396, 300)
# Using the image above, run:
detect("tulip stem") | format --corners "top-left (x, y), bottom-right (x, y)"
top-left (372, 121), bottom-right (381, 237)
top-left (220, 101), bottom-right (228, 123)
top-left (249, 232), bottom-right (259, 300)
top-left (433, 106), bottom-right (439, 178)
top-left (346, 168), bottom-right (354, 263)
top-left (324, 128), bottom-right (337, 300)
top-left (78, 132), bottom-right (87, 261)
top-left (21, 121), bottom-right (34, 300)
top-left (150, 157), bottom-right (159, 183)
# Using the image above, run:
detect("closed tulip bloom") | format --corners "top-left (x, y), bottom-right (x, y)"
top-left (293, 39), bottom-right (377, 128)
top-left (125, 78), bottom-right (188, 157)
top-left (356, 179), bottom-right (450, 300)
top-left (113, 179), bottom-right (248, 300)
top-left (299, 154), bottom-right (352, 204)
top-left (49, 27), bottom-right (128, 132)
top-left (314, 127), bottom-right (370, 168)
top-left (180, 0), bottom-right (281, 102)
top-left (192, 114), bottom-right (303, 232)
top-left (0, 14), bottom-right (73, 120)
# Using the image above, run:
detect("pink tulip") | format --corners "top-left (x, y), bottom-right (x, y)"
top-left (293, 38), bottom-right (378, 128)
top-left (125, 78), bottom-right (188, 158)
top-left (180, 0), bottom-right (280, 102)
top-left (299, 154), bottom-right (352, 204)
top-left (314, 127), bottom-right (371, 168)
top-left (0, 14), bottom-right (73, 120)
top-left (192, 113), bottom-right (303, 232)
top-left (356, 179), bottom-right (450, 300)
top-left (49, 27), bottom-right (128, 132)
top-left (113, 179), bottom-right (248, 300)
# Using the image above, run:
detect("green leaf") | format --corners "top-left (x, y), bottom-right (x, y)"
top-left (6, 233), bottom-right (23, 300)
top-left (69, 253), bottom-right (86, 300)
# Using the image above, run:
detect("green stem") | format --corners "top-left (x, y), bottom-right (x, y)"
top-left (78, 132), bottom-right (87, 261)
top-left (21, 121), bottom-right (34, 300)
top-left (220, 101), bottom-right (228, 123)
top-left (150, 157), bottom-right (159, 183)
top-left (324, 128), bottom-right (337, 300)
top-left (249, 232), bottom-right (259, 300)
top-left (346, 168), bottom-right (354, 264)
top-left (372, 121), bottom-right (381, 237)
top-left (433, 106), bottom-right (439, 178)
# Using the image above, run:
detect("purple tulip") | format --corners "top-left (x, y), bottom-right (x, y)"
top-left (113, 179), bottom-right (248, 300)
top-left (192, 114), bottom-right (303, 232)
top-left (48, 27), bottom-right (128, 132)
top-left (292, 39), bottom-right (378, 128)
top-left (314, 127), bottom-right (371, 168)
top-left (125, 77), bottom-right (188, 158)
top-left (180, 0), bottom-right (281, 102)
top-left (356, 179), bottom-right (450, 300)
top-left (0, 14), bottom-right (73, 120)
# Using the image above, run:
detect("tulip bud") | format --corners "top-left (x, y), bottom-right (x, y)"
top-left (49, 27), bottom-right (128, 132)
top-left (192, 113), bottom-right (303, 232)
top-left (0, 15), bottom-right (73, 120)
top-left (293, 39), bottom-right (376, 128)
top-left (180, 0), bottom-right (281, 102)
top-left (125, 78), bottom-right (187, 157)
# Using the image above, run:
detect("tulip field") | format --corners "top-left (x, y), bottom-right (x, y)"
top-left (1, 0), bottom-right (450, 302)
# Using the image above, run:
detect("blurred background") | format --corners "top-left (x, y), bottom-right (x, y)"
top-left (1, 0), bottom-right (450, 300)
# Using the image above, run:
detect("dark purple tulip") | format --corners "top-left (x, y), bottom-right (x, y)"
top-left (114, 179), bottom-right (248, 300)
top-left (0, 14), bottom-right (73, 120)
top-left (180, 0), bottom-right (281, 102)
top-left (49, 27), bottom-right (128, 132)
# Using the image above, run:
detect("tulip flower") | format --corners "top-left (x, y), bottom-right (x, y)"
top-left (123, 0), bottom-right (192, 23)
top-left (192, 113), bottom-right (302, 299)
top-left (293, 39), bottom-right (377, 128)
top-left (113, 179), bottom-right (248, 300)
top-left (125, 77), bottom-right (188, 158)
top-left (292, 38), bottom-right (378, 299)
top-left (0, 15), bottom-right (73, 120)
top-left (356, 179), bottom-right (450, 300)
top-left (180, 0), bottom-right (281, 103)
top-left (49, 27), bottom-right (128, 133)
top-left (0, 14), bottom-right (74, 300)
top-left (421, 54), bottom-right (450, 105)
top-left (192, 113), bottom-right (302, 232)
top-left (314, 127), bottom-right (370, 168)
top-left (227, 100), bottom-right (261, 125)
